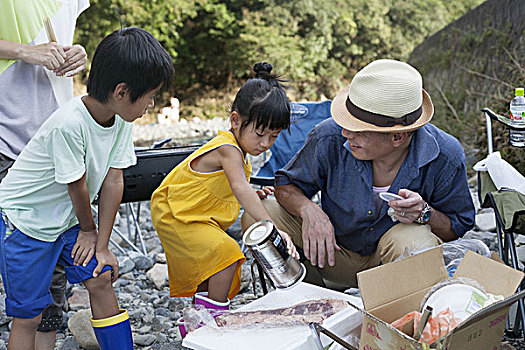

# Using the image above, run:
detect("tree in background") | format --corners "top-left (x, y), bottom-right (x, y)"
top-left (75, 0), bottom-right (484, 103)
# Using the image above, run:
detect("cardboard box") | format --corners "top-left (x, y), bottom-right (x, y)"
top-left (351, 246), bottom-right (524, 350)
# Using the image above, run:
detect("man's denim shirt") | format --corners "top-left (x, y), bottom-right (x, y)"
top-left (275, 118), bottom-right (475, 256)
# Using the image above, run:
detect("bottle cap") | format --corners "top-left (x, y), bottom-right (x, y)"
top-left (516, 88), bottom-right (524, 96)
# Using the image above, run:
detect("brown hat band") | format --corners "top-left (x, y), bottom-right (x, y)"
top-left (345, 96), bottom-right (422, 128)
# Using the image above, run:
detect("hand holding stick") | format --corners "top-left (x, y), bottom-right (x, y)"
top-left (44, 17), bottom-right (57, 43)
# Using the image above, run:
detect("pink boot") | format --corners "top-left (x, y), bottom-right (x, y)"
top-left (177, 293), bottom-right (230, 338)
top-left (177, 317), bottom-right (188, 338)
top-left (194, 293), bottom-right (230, 312)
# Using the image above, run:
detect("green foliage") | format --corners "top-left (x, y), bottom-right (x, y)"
top-left (75, 0), bottom-right (484, 102)
top-left (410, 11), bottom-right (524, 175)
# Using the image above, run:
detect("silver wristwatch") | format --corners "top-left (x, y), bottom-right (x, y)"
top-left (415, 201), bottom-right (432, 224)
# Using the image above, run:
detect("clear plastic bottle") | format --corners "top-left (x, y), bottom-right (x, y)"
top-left (510, 87), bottom-right (525, 147)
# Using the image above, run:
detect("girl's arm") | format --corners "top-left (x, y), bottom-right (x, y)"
top-left (219, 146), bottom-right (271, 222)
top-left (218, 146), bottom-right (299, 259)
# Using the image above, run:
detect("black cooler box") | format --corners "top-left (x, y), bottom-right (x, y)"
top-left (121, 145), bottom-right (200, 203)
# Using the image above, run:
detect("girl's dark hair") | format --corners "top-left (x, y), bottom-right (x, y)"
top-left (231, 62), bottom-right (290, 134)
top-left (87, 27), bottom-right (174, 103)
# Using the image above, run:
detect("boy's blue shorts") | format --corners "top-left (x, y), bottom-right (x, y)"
top-left (0, 215), bottom-right (112, 318)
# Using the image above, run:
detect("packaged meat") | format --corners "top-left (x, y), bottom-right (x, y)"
top-left (215, 298), bottom-right (348, 328)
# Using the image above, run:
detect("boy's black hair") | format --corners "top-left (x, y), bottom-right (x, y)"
top-left (87, 27), bottom-right (174, 103)
top-left (232, 62), bottom-right (290, 134)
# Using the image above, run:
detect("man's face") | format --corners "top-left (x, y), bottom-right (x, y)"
top-left (341, 129), bottom-right (395, 161)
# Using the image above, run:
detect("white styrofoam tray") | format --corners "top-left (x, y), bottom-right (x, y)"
top-left (182, 282), bottom-right (363, 350)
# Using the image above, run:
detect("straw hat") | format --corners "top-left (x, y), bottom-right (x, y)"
top-left (331, 59), bottom-right (433, 132)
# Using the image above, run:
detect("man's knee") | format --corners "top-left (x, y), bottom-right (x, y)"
top-left (241, 199), bottom-right (274, 231)
top-left (240, 211), bottom-right (256, 232)
top-left (377, 223), bottom-right (441, 263)
top-left (241, 198), bottom-right (300, 232)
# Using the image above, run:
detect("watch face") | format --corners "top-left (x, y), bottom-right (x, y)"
top-left (423, 209), bottom-right (431, 223)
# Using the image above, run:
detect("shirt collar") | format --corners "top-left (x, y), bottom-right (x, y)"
top-left (406, 125), bottom-right (440, 170)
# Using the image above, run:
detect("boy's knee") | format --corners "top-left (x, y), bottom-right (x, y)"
top-left (84, 270), bottom-right (113, 292)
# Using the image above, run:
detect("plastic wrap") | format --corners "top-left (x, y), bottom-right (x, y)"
top-left (213, 299), bottom-right (349, 329)
top-left (183, 305), bottom-right (219, 332)
top-left (421, 278), bottom-right (504, 322)
top-left (441, 239), bottom-right (491, 266)
top-left (392, 277), bottom-right (505, 345)
top-left (419, 277), bottom-right (487, 311)
top-left (395, 238), bottom-right (491, 277)
top-left (391, 308), bottom-right (463, 345)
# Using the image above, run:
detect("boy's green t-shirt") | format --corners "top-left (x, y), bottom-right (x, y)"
top-left (0, 96), bottom-right (136, 241)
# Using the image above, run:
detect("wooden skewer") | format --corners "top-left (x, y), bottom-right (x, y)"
top-left (44, 17), bottom-right (57, 43)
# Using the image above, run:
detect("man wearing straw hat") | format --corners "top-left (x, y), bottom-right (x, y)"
top-left (243, 59), bottom-right (475, 289)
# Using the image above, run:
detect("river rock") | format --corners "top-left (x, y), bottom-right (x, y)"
top-left (146, 263), bottom-right (168, 289)
top-left (128, 251), bottom-right (155, 270)
top-left (475, 209), bottom-right (497, 231)
top-left (118, 256), bottom-right (136, 275)
top-left (67, 289), bottom-right (91, 311)
top-left (68, 309), bottom-right (99, 350)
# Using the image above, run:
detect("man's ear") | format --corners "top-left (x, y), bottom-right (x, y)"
top-left (392, 132), bottom-right (410, 147)
top-left (113, 83), bottom-right (128, 101)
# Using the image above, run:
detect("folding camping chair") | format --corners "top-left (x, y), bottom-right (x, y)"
top-left (475, 107), bottom-right (525, 337)
top-left (251, 100), bottom-right (332, 186)
top-left (248, 101), bottom-right (332, 295)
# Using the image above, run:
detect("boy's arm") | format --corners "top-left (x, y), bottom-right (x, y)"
top-left (68, 173), bottom-right (98, 266)
top-left (94, 167), bottom-right (123, 282)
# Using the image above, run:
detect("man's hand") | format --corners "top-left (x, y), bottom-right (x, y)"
top-left (277, 230), bottom-right (300, 260)
top-left (55, 45), bottom-right (87, 77)
top-left (19, 42), bottom-right (66, 70)
top-left (72, 228), bottom-right (98, 267)
top-left (256, 186), bottom-right (274, 199)
top-left (93, 247), bottom-right (119, 283)
top-left (300, 203), bottom-right (340, 268)
top-left (388, 189), bottom-right (425, 223)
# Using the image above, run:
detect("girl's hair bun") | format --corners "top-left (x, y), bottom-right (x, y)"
top-left (254, 62), bottom-right (273, 78)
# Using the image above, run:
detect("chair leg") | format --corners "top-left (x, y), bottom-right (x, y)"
top-left (506, 231), bottom-right (525, 338)
top-left (495, 222), bottom-right (506, 264)
top-left (250, 260), bottom-right (269, 296)
top-left (127, 202), bottom-right (148, 255)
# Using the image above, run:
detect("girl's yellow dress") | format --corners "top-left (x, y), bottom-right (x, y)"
top-left (150, 131), bottom-right (248, 299)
